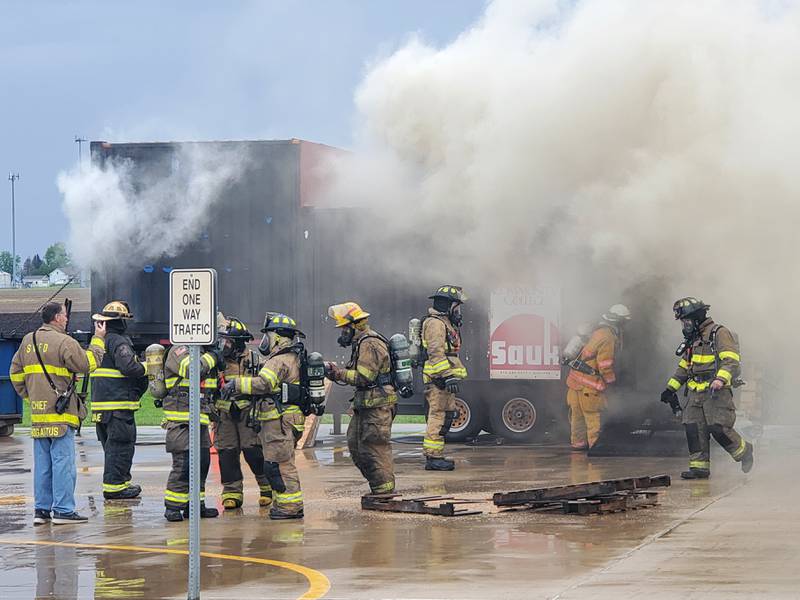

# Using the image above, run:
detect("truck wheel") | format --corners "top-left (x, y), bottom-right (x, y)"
top-left (445, 396), bottom-right (487, 442)
top-left (489, 396), bottom-right (539, 443)
top-left (0, 424), bottom-right (14, 438)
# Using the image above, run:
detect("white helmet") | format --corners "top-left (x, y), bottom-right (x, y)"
top-left (602, 304), bottom-right (632, 323)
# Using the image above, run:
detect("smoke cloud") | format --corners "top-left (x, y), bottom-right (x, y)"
top-left (324, 0), bottom-right (800, 415)
top-left (58, 144), bottom-right (248, 272)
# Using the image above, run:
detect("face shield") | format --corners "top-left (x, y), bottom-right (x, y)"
top-left (681, 318), bottom-right (698, 339)
top-left (337, 325), bottom-right (355, 348)
top-left (258, 332), bottom-right (277, 356)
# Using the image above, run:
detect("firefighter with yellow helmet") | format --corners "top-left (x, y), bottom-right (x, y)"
top-left (421, 286), bottom-right (468, 471)
top-left (90, 300), bottom-right (148, 500)
top-left (661, 298), bottom-right (754, 479)
top-left (221, 313), bottom-right (306, 520)
top-left (214, 314), bottom-right (273, 510)
top-left (325, 302), bottom-right (398, 495)
top-left (565, 304), bottom-right (630, 450)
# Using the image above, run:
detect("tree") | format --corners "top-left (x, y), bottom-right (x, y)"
top-left (22, 257), bottom-right (32, 276)
top-left (42, 242), bottom-right (71, 274)
top-left (0, 251), bottom-right (21, 277)
top-left (31, 254), bottom-right (43, 275)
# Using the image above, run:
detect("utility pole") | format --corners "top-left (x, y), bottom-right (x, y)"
top-left (8, 173), bottom-right (19, 288)
top-left (74, 136), bottom-right (87, 171)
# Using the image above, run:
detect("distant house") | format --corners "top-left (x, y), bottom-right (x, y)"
top-left (23, 276), bottom-right (48, 288)
top-left (0, 271), bottom-right (10, 288)
top-left (48, 267), bottom-right (79, 286)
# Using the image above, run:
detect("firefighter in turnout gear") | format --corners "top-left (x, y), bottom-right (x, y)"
top-left (222, 314), bottom-right (305, 520)
top-left (10, 302), bottom-right (107, 525)
top-left (662, 298), bottom-right (754, 479)
top-left (565, 304), bottom-right (631, 450)
top-left (90, 301), bottom-right (148, 500)
top-left (161, 338), bottom-right (224, 521)
top-left (325, 302), bottom-right (397, 494)
top-left (214, 315), bottom-right (272, 510)
top-left (421, 286), bottom-right (467, 471)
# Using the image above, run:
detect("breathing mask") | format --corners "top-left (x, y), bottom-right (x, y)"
top-left (449, 304), bottom-right (463, 327)
top-left (337, 325), bottom-right (355, 348)
top-left (259, 332), bottom-right (278, 356)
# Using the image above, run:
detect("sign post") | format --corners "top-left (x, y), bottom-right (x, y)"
top-left (169, 268), bottom-right (217, 600)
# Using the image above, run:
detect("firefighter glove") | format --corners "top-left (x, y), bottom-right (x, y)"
top-left (221, 380), bottom-right (236, 400)
top-left (443, 377), bottom-right (460, 395)
top-left (324, 361), bottom-right (341, 381)
top-left (660, 389), bottom-right (678, 405)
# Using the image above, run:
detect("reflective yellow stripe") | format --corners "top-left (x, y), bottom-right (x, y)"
top-left (691, 354), bottom-right (716, 364)
top-left (257, 408), bottom-right (280, 420)
top-left (23, 364), bottom-right (71, 377)
top-left (343, 370), bottom-right (357, 385)
top-left (719, 351), bottom-right (740, 361)
top-left (174, 378), bottom-right (218, 389)
top-left (372, 481), bottom-right (395, 493)
top-left (201, 353), bottom-right (216, 370)
top-left (240, 377), bottom-right (253, 395)
top-left (667, 378), bottom-right (682, 391)
top-left (93, 401), bottom-right (140, 411)
top-left (716, 369), bottom-right (732, 384)
top-left (687, 380), bottom-right (711, 391)
top-left (85, 350), bottom-right (98, 372)
top-left (688, 462), bottom-right (709, 470)
top-left (275, 491), bottom-right (303, 504)
top-left (423, 438), bottom-right (445, 449)
top-left (31, 412), bottom-right (80, 427)
top-left (451, 367), bottom-right (467, 378)
top-left (90, 337), bottom-right (105, 350)
top-left (103, 482), bottom-right (130, 493)
top-left (259, 368), bottom-right (279, 390)
top-left (678, 359), bottom-right (689, 369)
top-left (356, 365), bottom-right (376, 380)
top-left (221, 492), bottom-right (244, 501)
top-left (731, 438), bottom-right (747, 459)
top-left (90, 368), bottom-right (125, 378)
top-left (10, 372), bottom-right (25, 382)
top-left (259, 485), bottom-right (272, 493)
top-left (423, 359), bottom-right (450, 376)
top-left (163, 410), bottom-right (210, 425)
top-left (178, 356), bottom-right (191, 378)
top-left (164, 490), bottom-right (189, 502)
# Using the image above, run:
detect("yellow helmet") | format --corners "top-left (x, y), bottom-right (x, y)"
top-left (92, 300), bottom-right (133, 321)
top-left (328, 302), bottom-right (370, 328)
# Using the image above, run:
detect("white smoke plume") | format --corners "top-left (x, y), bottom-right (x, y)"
top-left (325, 0), bottom-right (800, 415)
top-left (58, 145), bottom-right (248, 271)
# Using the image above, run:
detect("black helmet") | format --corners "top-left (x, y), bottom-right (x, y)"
top-left (262, 313), bottom-right (305, 338)
top-left (218, 317), bottom-right (253, 341)
top-left (673, 297), bottom-right (710, 320)
top-left (429, 285), bottom-right (467, 304)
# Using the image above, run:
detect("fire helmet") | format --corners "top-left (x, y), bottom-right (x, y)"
top-left (92, 300), bottom-right (133, 321)
top-left (263, 313), bottom-right (305, 338)
top-left (602, 304), bottom-right (632, 323)
top-left (218, 315), bottom-right (253, 341)
top-left (429, 285), bottom-right (467, 304)
top-left (673, 297), bottom-right (710, 321)
top-left (328, 302), bottom-right (370, 328)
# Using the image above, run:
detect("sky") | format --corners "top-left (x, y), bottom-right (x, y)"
top-left (0, 0), bottom-right (485, 261)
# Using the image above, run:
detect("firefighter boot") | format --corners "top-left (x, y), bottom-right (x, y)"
top-left (164, 509), bottom-right (184, 522)
top-left (183, 503), bottom-right (219, 519)
top-left (105, 484), bottom-right (142, 500)
top-left (425, 457), bottom-right (455, 471)
top-left (741, 442), bottom-right (754, 473)
top-left (222, 498), bottom-right (242, 510)
top-left (259, 491), bottom-right (273, 507)
top-left (680, 468), bottom-right (710, 480)
top-left (269, 507), bottom-right (304, 520)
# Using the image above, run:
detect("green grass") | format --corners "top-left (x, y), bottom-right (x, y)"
top-left (21, 394), bottom-right (426, 427)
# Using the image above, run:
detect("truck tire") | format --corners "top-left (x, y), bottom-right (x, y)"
top-left (0, 424), bottom-right (14, 438)
top-left (489, 396), bottom-right (539, 443)
top-left (445, 396), bottom-right (487, 442)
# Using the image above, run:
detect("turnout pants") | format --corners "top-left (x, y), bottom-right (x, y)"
top-left (214, 408), bottom-right (271, 504)
top-left (347, 404), bottom-right (396, 494)
top-left (164, 423), bottom-right (212, 510)
top-left (424, 384), bottom-right (456, 458)
top-left (566, 389), bottom-right (607, 448)
top-left (96, 412), bottom-right (137, 495)
top-left (259, 413), bottom-right (304, 514)
top-left (683, 389), bottom-right (748, 472)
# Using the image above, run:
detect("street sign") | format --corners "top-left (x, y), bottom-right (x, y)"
top-left (169, 269), bottom-right (217, 345)
top-left (168, 268), bottom-right (217, 600)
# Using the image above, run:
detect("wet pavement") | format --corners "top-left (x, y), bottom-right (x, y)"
top-left (0, 424), bottom-right (795, 599)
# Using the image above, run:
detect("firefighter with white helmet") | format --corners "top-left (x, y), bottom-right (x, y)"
top-left (565, 304), bottom-right (631, 450)
top-left (324, 302), bottom-right (398, 494)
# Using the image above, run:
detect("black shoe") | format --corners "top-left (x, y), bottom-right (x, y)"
top-left (33, 510), bottom-right (51, 525)
top-left (52, 511), bottom-right (89, 524)
top-left (165, 509), bottom-right (184, 522)
top-left (680, 468), bottom-right (711, 480)
top-left (425, 457), bottom-right (455, 471)
top-left (740, 442), bottom-right (754, 473)
top-left (104, 484), bottom-right (142, 500)
top-left (269, 508), bottom-right (304, 520)
top-left (183, 503), bottom-right (219, 519)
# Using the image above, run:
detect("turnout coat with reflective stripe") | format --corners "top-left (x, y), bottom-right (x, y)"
top-left (666, 319), bottom-right (740, 393)
top-left (218, 353), bottom-right (259, 412)
top-left (421, 310), bottom-right (467, 384)
top-left (90, 331), bottom-right (148, 412)
top-left (566, 325), bottom-right (618, 393)
top-left (332, 327), bottom-right (397, 409)
top-left (162, 345), bottom-right (219, 426)
top-left (10, 324), bottom-right (106, 438)
top-left (234, 339), bottom-right (304, 421)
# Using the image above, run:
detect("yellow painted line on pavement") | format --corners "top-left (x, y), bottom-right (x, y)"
top-left (0, 538), bottom-right (330, 600)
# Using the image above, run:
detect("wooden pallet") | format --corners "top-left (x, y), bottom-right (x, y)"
top-left (361, 494), bottom-right (483, 517)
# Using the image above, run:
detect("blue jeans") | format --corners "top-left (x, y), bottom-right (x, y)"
top-left (33, 428), bottom-right (77, 514)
